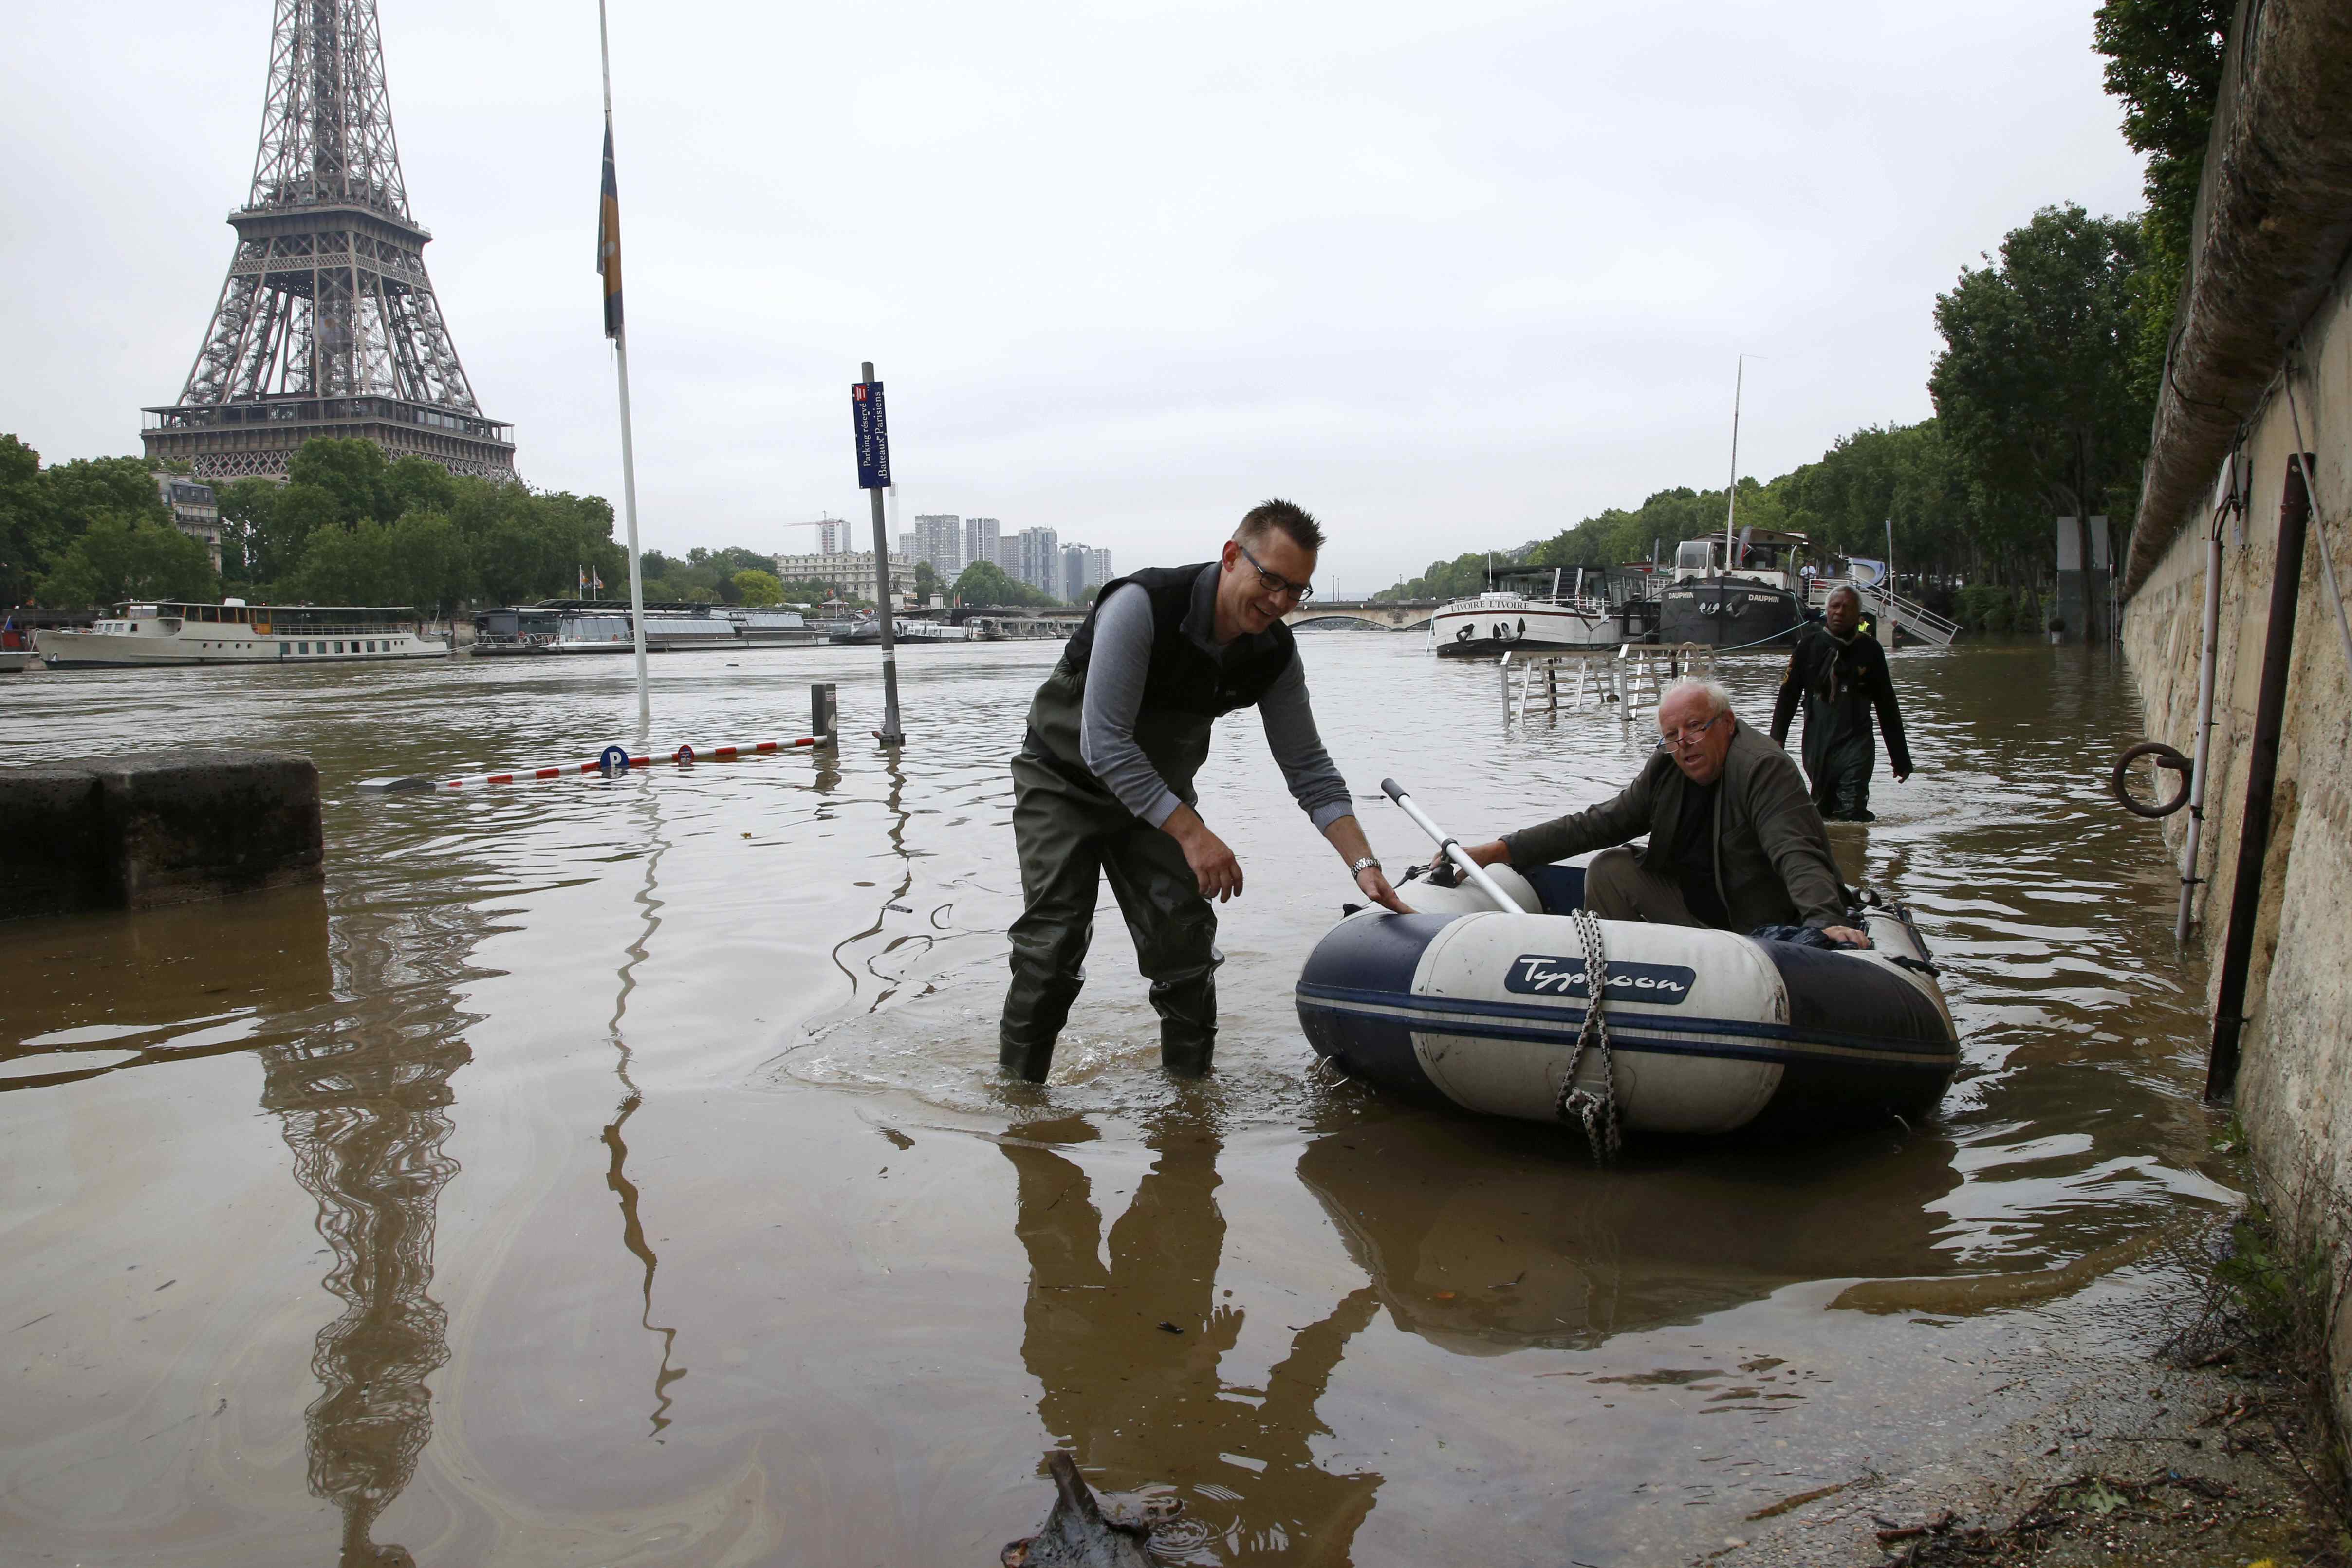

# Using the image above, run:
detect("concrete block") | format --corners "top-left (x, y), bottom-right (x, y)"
top-left (0, 750), bottom-right (323, 918)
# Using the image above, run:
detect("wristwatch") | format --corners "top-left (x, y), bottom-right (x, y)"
top-left (1348, 856), bottom-right (1382, 877)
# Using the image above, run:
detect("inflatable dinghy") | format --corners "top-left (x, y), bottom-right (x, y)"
top-left (1296, 861), bottom-right (1959, 1138)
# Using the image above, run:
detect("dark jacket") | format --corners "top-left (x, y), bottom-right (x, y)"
top-left (1500, 719), bottom-right (1848, 930)
top-left (1021, 562), bottom-right (1296, 806)
top-left (1769, 625), bottom-right (1911, 775)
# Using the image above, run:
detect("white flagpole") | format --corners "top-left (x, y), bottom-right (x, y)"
top-left (599, 0), bottom-right (650, 732)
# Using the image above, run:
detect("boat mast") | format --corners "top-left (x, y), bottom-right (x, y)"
top-left (1722, 354), bottom-right (1744, 577)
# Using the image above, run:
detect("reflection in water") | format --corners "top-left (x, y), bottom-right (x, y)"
top-left (261, 1028), bottom-right (468, 1566)
top-left (605, 784), bottom-right (686, 1436)
top-left (828, 748), bottom-right (925, 1010)
top-left (1297, 1109), bottom-right (1959, 1353)
top-left (1004, 1115), bottom-right (1381, 1564)
top-left (252, 867), bottom-right (484, 1563)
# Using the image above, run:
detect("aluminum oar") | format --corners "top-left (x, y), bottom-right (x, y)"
top-left (1379, 778), bottom-right (1520, 913)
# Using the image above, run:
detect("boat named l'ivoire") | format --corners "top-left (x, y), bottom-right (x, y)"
top-left (39, 600), bottom-right (447, 668)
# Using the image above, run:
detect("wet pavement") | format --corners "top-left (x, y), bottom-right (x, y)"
top-left (0, 635), bottom-right (2237, 1565)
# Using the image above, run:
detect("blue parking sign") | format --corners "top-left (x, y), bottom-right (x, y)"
top-left (852, 381), bottom-right (891, 489)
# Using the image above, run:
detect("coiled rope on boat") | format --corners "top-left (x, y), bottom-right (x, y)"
top-left (1555, 906), bottom-right (1621, 1163)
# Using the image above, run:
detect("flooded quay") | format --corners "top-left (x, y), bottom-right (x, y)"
top-left (0, 636), bottom-right (2238, 1566)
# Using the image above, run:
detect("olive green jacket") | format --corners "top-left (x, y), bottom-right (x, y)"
top-left (1500, 719), bottom-right (1847, 930)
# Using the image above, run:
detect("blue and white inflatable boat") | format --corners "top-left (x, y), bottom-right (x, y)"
top-left (1296, 863), bottom-right (1959, 1137)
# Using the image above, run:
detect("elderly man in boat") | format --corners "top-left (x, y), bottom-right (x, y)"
top-left (1448, 678), bottom-right (1873, 948)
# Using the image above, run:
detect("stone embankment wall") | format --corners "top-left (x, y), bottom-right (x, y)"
top-left (0, 751), bottom-right (323, 918)
top-left (2122, 0), bottom-right (2352, 1442)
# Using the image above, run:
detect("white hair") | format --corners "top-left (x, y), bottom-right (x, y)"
top-left (1663, 677), bottom-right (1733, 717)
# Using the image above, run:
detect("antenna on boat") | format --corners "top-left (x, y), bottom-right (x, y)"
top-left (1722, 354), bottom-right (1744, 576)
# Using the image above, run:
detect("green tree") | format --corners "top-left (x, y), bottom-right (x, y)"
top-left (912, 560), bottom-right (939, 601)
top-left (2094, 0), bottom-right (2230, 405)
top-left (951, 559), bottom-right (1058, 608)
top-left (287, 520), bottom-right (402, 605)
top-left (382, 456), bottom-right (458, 520)
top-left (387, 510), bottom-right (471, 614)
top-left (215, 478), bottom-right (285, 585)
top-left (733, 568), bottom-right (784, 606)
top-left (778, 577), bottom-right (852, 605)
top-left (286, 439), bottom-right (391, 524)
top-left (39, 455), bottom-right (170, 538)
top-left (1928, 204), bottom-right (2148, 574)
top-left (38, 514), bottom-right (216, 606)
top-left (1773, 421), bottom-right (1990, 580)
top-left (0, 434), bottom-right (52, 603)
top-left (266, 482), bottom-right (348, 581)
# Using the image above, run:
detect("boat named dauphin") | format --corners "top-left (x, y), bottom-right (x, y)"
top-left (1656, 529), bottom-right (1831, 649)
top-left (39, 600), bottom-right (448, 668)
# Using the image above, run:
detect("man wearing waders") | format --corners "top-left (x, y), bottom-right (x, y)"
top-left (1770, 584), bottom-right (1912, 822)
top-left (999, 500), bottom-right (1410, 1082)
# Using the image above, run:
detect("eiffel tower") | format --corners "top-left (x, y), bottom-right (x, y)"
top-left (142, 0), bottom-right (517, 483)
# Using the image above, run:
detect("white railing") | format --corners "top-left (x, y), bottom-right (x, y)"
top-left (1805, 579), bottom-right (1959, 648)
top-left (1501, 644), bottom-right (1714, 722)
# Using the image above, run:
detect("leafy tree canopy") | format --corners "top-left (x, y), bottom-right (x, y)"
top-left (732, 569), bottom-right (784, 606)
top-left (39, 515), bottom-right (216, 607)
top-left (2093, 0), bottom-right (2229, 406)
top-left (1929, 204), bottom-right (2148, 550)
top-left (951, 559), bottom-right (1059, 608)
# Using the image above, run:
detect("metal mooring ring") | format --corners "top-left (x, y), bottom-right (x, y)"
top-left (2111, 741), bottom-right (2193, 818)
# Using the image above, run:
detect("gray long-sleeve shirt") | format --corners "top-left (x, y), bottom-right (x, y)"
top-left (1077, 581), bottom-right (1356, 833)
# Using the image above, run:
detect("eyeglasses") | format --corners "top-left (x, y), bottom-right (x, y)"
top-left (1236, 540), bottom-right (1315, 603)
top-left (1657, 711), bottom-right (1729, 749)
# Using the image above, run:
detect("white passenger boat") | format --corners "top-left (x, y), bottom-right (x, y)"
top-left (40, 601), bottom-right (448, 668)
top-left (1429, 569), bottom-right (1661, 658)
top-left (1296, 861), bottom-right (1957, 1138)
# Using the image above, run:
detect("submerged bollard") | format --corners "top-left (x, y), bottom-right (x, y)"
top-left (812, 683), bottom-right (837, 746)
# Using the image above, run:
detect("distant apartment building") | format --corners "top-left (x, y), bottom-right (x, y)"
top-left (994, 537), bottom-right (1019, 573)
top-left (964, 517), bottom-right (1000, 575)
top-left (1014, 526), bottom-right (1060, 597)
top-left (1059, 543), bottom-right (1116, 602)
top-left (155, 473), bottom-right (222, 572)
top-left (772, 551), bottom-right (916, 602)
top-left (912, 513), bottom-right (963, 578)
top-left (816, 518), bottom-right (849, 555)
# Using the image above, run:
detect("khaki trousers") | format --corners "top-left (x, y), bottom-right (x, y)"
top-left (1582, 845), bottom-right (1707, 927)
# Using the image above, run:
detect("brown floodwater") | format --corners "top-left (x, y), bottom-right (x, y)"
top-left (0, 635), bottom-right (2235, 1566)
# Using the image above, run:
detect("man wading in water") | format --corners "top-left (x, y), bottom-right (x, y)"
top-left (1770, 584), bottom-right (1912, 822)
top-left (999, 500), bottom-right (1410, 1082)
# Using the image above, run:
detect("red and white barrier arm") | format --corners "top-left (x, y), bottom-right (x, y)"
top-left (359, 737), bottom-right (820, 793)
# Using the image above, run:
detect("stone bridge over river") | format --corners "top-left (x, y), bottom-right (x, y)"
top-left (1282, 600), bottom-right (1438, 631)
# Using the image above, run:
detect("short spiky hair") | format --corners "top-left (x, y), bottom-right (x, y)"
top-left (1234, 498), bottom-right (1325, 553)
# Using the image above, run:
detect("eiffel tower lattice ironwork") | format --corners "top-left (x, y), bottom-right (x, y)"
top-left (143, 0), bottom-right (517, 482)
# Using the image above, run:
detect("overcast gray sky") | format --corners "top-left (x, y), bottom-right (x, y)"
top-left (2, 0), bottom-right (2145, 592)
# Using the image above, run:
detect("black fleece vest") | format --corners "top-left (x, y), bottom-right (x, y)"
top-left (1021, 562), bottom-right (1297, 808)
top-left (1060, 563), bottom-right (1297, 717)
